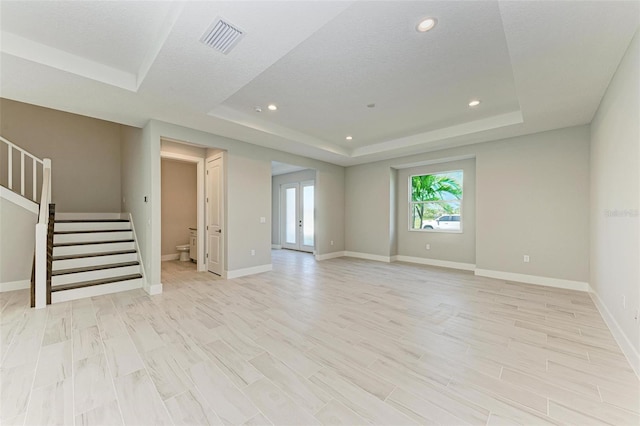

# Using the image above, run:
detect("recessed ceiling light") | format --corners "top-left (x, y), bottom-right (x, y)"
top-left (267, 104), bottom-right (278, 111)
top-left (254, 106), bottom-right (262, 113)
top-left (416, 17), bottom-right (437, 33)
top-left (346, 136), bottom-right (353, 141)
top-left (468, 99), bottom-right (481, 107)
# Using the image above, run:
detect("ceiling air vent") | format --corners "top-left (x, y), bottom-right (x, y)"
top-left (200, 17), bottom-right (245, 54)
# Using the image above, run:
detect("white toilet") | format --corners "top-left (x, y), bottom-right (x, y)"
top-left (176, 244), bottom-right (190, 261)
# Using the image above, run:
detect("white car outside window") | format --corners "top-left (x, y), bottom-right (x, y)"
top-left (422, 214), bottom-right (460, 230)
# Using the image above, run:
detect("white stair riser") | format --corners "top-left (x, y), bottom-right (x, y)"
top-left (53, 253), bottom-right (138, 271)
top-left (52, 278), bottom-right (143, 303)
top-left (55, 222), bottom-right (131, 232)
top-left (56, 213), bottom-right (123, 220)
top-left (54, 241), bottom-right (135, 256)
top-left (52, 265), bottom-right (141, 286)
top-left (54, 231), bottom-right (132, 244)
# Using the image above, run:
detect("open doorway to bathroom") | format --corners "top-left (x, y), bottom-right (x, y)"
top-left (271, 161), bottom-right (316, 254)
top-left (161, 157), bottom-right (198, 272)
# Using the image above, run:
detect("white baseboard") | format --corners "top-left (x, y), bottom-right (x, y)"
top-left (226, 264), bottom-right (272, 279)
top-left (589, 286), bottom-right (640, 378)
top-left (395, 255), bottom-right (476, 271)
top-left (145, 282), bottom-right (163, 296)
top-left (474, 269), bottom-right (589, 292)
top-left (161, 254), bottom-right (180, 261)
top-left (315, 251), bottom-right (345, 261)
top-left (0, 186), bottom-right (39, 214)
top-left (0, 279), bottom-right (30, 292)
top-left (271, 244), bottom-right (282, 250)
top-left (344, 251), bottom-right (392, 263)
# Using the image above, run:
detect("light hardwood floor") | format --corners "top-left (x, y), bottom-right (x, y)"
top-left (1, 250), bottom-right (638, 425)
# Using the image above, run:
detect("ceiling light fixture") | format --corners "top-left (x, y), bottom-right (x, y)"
top-left (346, 136), bottom-right (353, 141)
top-left (254, 106), bottom-right (262, 113)
top-left (468, 99), bottom-right (481, 107)
top-left (267, 104), bottom-right (278, 111)
top-left (416, 17), bottom-right (437, 33)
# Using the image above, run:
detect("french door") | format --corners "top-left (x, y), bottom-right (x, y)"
top-left (281, 180), bottom-right (314, 253)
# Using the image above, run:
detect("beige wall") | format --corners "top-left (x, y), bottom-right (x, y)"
top-left (0, 197), bottom-right (37, 285)
top-left (590, 30), bottom-right (639, 366)
top-left (0, 98), bottom-right (126, 212)
top-left (271, 169), bottom-right (316, 245)
top-left (161, 159), bottom-right (197, 256)
top-left (345, 125), bottom-right (590, 282)
top-left (397, 158), bottom-right (476, 264)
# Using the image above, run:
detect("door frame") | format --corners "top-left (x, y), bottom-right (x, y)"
top-left (206, 153), bottom-right (225, 276)
top-left (160, 151), bottom-right (206, 272)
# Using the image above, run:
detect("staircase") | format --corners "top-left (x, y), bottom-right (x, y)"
top-left (50, 215), bottom-right (144, 303)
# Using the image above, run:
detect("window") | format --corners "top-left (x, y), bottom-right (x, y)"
top-left (410, 170), bottom-right (463, 232)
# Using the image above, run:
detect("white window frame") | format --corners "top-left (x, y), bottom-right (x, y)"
top-left (408, 169), bottom-right (464, 233)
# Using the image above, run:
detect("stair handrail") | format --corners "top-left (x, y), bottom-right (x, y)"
top-left (34, 159), bottom-right (52, 309)
top-left (1, 135), bottom-right (46, 202)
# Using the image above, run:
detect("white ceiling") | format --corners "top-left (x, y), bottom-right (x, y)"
top-left (1, 1), bottom-right (638, 166)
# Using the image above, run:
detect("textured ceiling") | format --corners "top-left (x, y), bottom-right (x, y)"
top-left (0, 1), bottom-right (638, 166)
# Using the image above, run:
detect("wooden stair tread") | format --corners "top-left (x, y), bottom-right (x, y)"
top-left (53, 249), bottom-right (137, 261)
top-left (51, 274), bottom-right (142, 292)
top-left (53, 239), bottom-right (134, 247)
top-left (54, 229), bottom-right (130, 234)
top-left (55, 219), bottom-right (129, 223)
top-left (52, 261), bottom-right (139, 276)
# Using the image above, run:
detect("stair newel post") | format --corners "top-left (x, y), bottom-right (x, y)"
top-left (34, 162), bottom-right (52, 309)
top-left (43, 158), bottom-right (51, 201)
top-left (35, 222), bottom-right (47, 308)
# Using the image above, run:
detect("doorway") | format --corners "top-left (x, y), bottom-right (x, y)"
top-left (160, 149), bottom-right (205, 272)
top-left (281, 180), bottom-right (315, 253)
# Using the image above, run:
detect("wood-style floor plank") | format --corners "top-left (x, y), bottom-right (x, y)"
top-left (0, 250), bottom-right (636, 425)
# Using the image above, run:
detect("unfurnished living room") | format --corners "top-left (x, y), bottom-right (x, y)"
top-left (0, 1), bottom-right (638, 425)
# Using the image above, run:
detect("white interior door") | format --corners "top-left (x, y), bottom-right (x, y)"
top-left (207, 156), bottom-right (223, 275)
top-left (281, 181), bottom-right (314, 253)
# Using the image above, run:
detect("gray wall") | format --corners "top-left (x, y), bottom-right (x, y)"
top-left (590, 30), bottom-right (639, 360)
top-left (271, 169), bottom-right (316, 246)
top-left (144, 120), bottom-right (345, 286)
top-left (397, 158), bottom-right (476, 264)
top-left (475, 128), bottom-right (589, 281)
top-left (121, 125), bottom-right (154, 291)
top-left (0, 197), bottom-right (37, 284)
top-left (345, 125), bottom-right (590, 282)
top-left (345, 163), bottom-right (396, 257)
top-left (0, 98), bottom-right (125, 212)
top-left (161, 140), bottom-right (207, 158)
top-left (161, 159), bottom-right (197, 256)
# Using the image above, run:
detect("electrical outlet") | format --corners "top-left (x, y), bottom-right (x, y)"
top-left (426, 244), bottom-right (431, 250)
top-left (250, 249), bottom-right (255, 256)
top-left (523, 255), bottom-right (530, 263)
top-left (260, 217), bottom-right (266, 224)
top-left (622, 295), bottom-right (626, 309)
top-left (634, 309), bottom-right (639, 322)
top-left (330, 240), bottom-right (334, 246)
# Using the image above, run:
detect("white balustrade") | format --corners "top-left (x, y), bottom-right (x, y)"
top-left (1, 135), bottom-right (45, 202)
top-left (1, 135), bottom-right (52, 309)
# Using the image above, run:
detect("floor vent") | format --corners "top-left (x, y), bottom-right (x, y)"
top-left (200, 17), bottom-right (244, 54)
